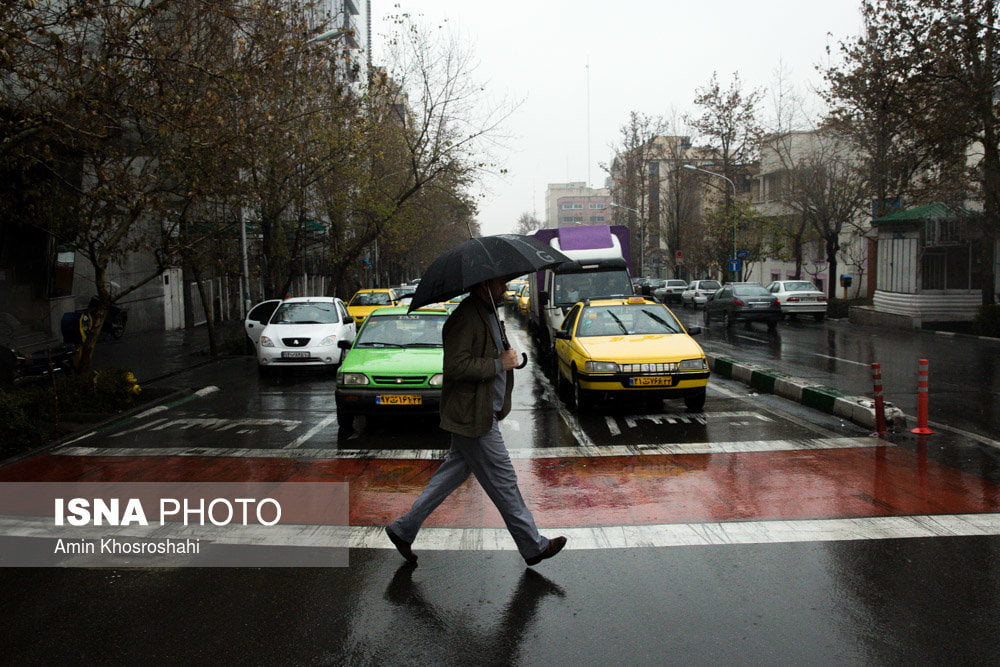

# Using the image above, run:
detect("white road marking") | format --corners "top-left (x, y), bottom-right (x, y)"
top-left (54, 436), bottom-right (886, 460)
top-left (605, 416), bottom-right (621, 436)
top-left (3, 512), bottom-right (998, 553)
top-left (283, 413), bottom-right (338, 449)
top-left (810, 353), bottom-right (869, 367)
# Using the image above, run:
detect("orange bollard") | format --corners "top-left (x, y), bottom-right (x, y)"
top-left (871, 362), bottom-right (888, 438)
top-left (910, 358), bottom-right (934, 435)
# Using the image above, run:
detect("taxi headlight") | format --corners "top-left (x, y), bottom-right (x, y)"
top-left (585, 361), bottom-right (619, 373)
top-left (428, 373), bottom-right (444, 387)
top-left (679, 358), bottom-right (707, 371)
top-left (337, 372), bottom-right (369, 386)
top-left (260, 336), bottom-right (275, 347)
top-left (318, 335), bottom-right (337, 346)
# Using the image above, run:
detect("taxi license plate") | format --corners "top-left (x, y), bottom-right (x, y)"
top-left (376, 394), bottom-right (422, 406)
top-left (281, 351), bottom-right (311, 358)
top-left (630, 376), bottom-right (673, 387)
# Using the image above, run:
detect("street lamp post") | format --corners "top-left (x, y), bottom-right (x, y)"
top-left (683, 164), bottom-right (739, 281)
top-left (610, 202), bottom-right (643, 277)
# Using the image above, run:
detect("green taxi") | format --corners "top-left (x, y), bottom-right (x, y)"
top-left (553, 296), bottom-right (710, 412)
top-left (335, 306), bottom-right (449, 430)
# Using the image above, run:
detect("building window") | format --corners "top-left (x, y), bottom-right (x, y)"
top-left (589, 203), bottom-right (605, 209)
top-left (590, 216), bottom-right (605, 222)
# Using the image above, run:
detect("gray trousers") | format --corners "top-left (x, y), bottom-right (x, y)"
top-left (390, 419), bottom-right (550, 560)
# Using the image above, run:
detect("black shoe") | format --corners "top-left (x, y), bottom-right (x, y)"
top-left (386, 526), bottom-right (417, 563)
top-left (525, 536), bottom-right (567, 566)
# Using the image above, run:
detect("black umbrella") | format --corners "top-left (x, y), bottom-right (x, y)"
top-left (408, 234), bottom-right (569, 311)
top-left (407, 234), bottom-right (569, 368)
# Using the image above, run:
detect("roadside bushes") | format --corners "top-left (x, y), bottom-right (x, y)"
top-left (973, 305), bottom-right (1000, 338)
top-left (0, 368), bottom-right (143, 459)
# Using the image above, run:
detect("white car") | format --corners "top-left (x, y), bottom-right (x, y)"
top-left (680, 280), bottom-right (721, 308)
top-left (244, 297), bottom-right (356, 375)
top-left (765, 280), bottom-right (828, 321)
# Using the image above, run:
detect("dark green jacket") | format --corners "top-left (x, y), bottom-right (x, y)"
top-left (439, 294), bottom-right (513, 437)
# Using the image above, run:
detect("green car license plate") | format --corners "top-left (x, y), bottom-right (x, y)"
top-left (376, 394), bottom-right (422, 406)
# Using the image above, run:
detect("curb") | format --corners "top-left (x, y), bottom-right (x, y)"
top-left (706, 353), bottom-right (906, 432)
top-left (0, 387), bottom-right (191, 470)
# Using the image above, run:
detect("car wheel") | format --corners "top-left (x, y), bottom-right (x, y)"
top-left (257, 364), bottom-right (274, 378)
top-left (813, 313), bottom-right (826, 322)
top-left (336, 404), bottom-right (355, 430)
top-left (109, 318), bottom-right (126, 339)
top-left (571, 369), bottom-right (591, 411)
top-left (684, 388), bottom-right (706, 412)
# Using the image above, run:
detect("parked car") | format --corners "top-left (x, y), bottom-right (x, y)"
top-left (244, 297), bottom-right (356, 376)
top-left (703, 283), bottom-right (781, 331)
top-left (335, 305), bottom-right (449, 430)
top-left (765, 280), bottom-right (828, 321)
top-left (0, 312), bottom-right (77, 386)
top-left (552, 296), bottom-right (709, 411)
top-left (680, 279), bottom-right (722, 308)
top-left (652, 279), bottom-right (688, 304)
top-left (640, 278), bottom-right (665, 296)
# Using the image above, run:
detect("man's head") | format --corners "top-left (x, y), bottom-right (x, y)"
top-left (474, 277), bottom-right (507, 306)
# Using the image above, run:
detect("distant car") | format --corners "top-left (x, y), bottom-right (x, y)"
top-left (680, 280), bottom-right (722, 308)
top-left (392, 285), bottom-right (417, 299)
top-left (652, 279), bottom-right (688, 304)
top-left (640, 279), bottom-right (665, 296)
top-left (552, 296), bottom-right (709, 411)
top-left (335, 306), bottom-right (449, 430)
top-left (244, 297), bottom-right (356, 376)
top-left (504, 280), bottom-right (527, 307)
top-left (703, 283), bottom-right (781, 331)
top-left (516, 282), bottom-right (531, 317)
top-left (765, 280), bottom-right (828, 321)
top-left (347, 288), bottom-right (399, 325)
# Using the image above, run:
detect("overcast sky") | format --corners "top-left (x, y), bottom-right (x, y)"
top-left (371, 1), bottom-right (865, 236)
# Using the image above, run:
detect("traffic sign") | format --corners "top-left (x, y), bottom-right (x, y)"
top-left (736, 249), bottom-right (750, 259)
top-left (728, 259), bottom-right (741, 272)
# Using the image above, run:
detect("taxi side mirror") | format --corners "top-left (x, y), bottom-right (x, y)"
top-left (686, 326), bottom-right (702, 336)
top-left (554, 330), bottom-right (570, 340)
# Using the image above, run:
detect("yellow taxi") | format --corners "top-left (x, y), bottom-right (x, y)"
top-left (504, 280), bottom-right (527, 307)
top-left (347, 288), bottom-right (399, 325)
top-left (553, 296), bottom-right (710, 411)
top-left (516, 282), bottom-right (531, 317)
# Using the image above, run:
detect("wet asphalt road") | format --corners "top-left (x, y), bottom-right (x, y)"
top-left (2, 315), bottom-right (1000, 663)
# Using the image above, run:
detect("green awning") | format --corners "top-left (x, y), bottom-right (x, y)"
top-left (872, 203), bottom-right (969, 223)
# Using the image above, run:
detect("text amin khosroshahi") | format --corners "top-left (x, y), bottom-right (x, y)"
top-left (53, 538), bottom-right (201, 555)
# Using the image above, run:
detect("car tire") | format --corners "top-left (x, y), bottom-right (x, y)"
top-left (813, 313), bottom-right (826, 322)
top-left (336, 405), bottom-right (355, 430)
top-left (571, 369), bottom-right (591, 411)
top-left (684, 388), bottom-right (706, 412)
top-left (257, 364), bottom-right (274, 378)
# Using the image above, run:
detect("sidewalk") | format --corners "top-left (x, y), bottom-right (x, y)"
top-left (89, 322), bottom-right (242, 384)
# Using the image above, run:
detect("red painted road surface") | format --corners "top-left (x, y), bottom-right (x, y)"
top-left (3, 446), bottom-right (999, 528)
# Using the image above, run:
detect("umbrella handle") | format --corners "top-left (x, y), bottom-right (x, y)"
top-left (515, 353), bottom-right (528, 369)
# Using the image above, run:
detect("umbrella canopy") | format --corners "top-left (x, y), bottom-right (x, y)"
top-left (408, 234), bottom-right (569, 311)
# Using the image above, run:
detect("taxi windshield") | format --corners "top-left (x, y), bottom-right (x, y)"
top-left (355, 314), bottom-right (445, 348)
top-left (270, 302), bottom-right (339, 324)
top-left (576, 304), bottom-right (683, 337)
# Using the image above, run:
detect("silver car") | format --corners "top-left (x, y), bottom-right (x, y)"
top-left (680, 279), bottom-right (721, 308)
top-left (765, 280), bottom-right (828, 321)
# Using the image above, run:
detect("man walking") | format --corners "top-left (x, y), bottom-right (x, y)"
top-left (386, 277), bottom-right (567, 566)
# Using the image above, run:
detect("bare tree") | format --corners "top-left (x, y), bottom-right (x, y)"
top-left (514, 212), bottom-right (543, 236)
